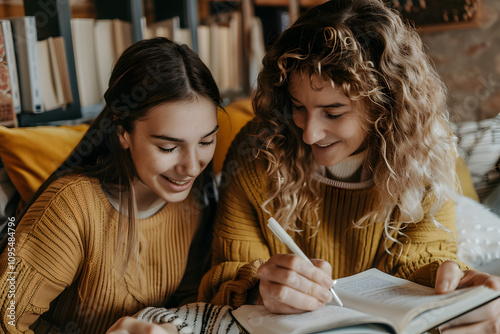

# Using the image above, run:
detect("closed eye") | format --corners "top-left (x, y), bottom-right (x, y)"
top-left (291, 104), bottom-right (306, 111)
top-left (326, 113), bottom-right (343, 120)
top-left (200, 139), bottom-right (214, 146)
top-left (158, 146), bottom-right (176, 153)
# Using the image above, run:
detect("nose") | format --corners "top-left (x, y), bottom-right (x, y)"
top-left (300, 112), bottom-right (325, 146)
top-left (176, 149), bottom-right (202, 177)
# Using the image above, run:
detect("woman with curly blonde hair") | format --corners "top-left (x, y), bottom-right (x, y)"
top-left (201, 0), bottom-right (500, 332)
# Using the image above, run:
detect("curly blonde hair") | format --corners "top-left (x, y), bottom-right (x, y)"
top-left (253, 0), bottom-right (457, 239)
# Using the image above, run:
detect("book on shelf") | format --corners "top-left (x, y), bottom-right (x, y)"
top-left (71, 18), bottom-right (133, 106)
top-left (249, 16), bottom-right (265, 91)
top-left (197, 24), bottom-right (211, 71)
top-left (215, 24), bottom-right (230, 92)
top-left (94, 19), bottom-right (116, 98)
top-left (231, 268), bottom-right (500, 334)
top-left (112, 19), bottom-right (132, 58)
top-left (146, 16), bottom-right (181, 42)
top-left (229, 11), bottom-right (243, 92)
top-left (0, 20), bottom-right (20, 115)
top-left (71, 18), bottom-right (101, 107)
top-left (37, 38), bottom-right (62, 111)
top-left (209, 22), bottom-right (220, 87)
top-left (94, 18), bottom-right (133, 97)
top-left (0, 21), bottom-right (17, 127)
top-left (47, 37), bottom-right (73, 106)
top-left (36, 36), bottom-right (73, 111)
top-left (10, 16), bottom-right (43, 113)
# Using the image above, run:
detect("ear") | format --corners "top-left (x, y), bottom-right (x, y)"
top-left (116, 125), bottom-right (131, 150)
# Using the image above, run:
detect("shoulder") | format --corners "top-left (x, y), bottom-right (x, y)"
top-left (39, 174), bottom-right (104, 204)
top-left (10, 175), bottom-right (106, 260)
top-left (22, 174), bottom-right (107, 228)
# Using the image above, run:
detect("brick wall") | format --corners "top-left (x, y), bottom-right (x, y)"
top-left (421, 0), bottom-right (500, 122)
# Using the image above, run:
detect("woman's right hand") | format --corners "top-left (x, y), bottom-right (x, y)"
top-left (257, 254), bottom-right (333, 314)
top-left (106, 316), bottom-right (178, 334)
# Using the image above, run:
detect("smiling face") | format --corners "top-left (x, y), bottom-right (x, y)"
top-left (289, 73), bottom-right (368, 167)
top-left (118, 96), bottom-right (218, 204)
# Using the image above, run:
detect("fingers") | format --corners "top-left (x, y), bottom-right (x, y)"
top-left (257, 254), bottom-right (333, 313)
top-left (440, 313), bottom-right (500, 334)
top-left (458, 270), bottom-right (500, 291)
top-left (107, 317), bottom-right (175, 334)
top-left (440, 298), bottom-right (500, 330)
top-left (267, 254), bottom-right (333, 287)
top-left (435, 267), bottom-right (500, 334)
top-left (435, 261), bottom-right (464, 294)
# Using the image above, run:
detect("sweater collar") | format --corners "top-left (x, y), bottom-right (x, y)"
top-left (325, 150), bottom-right (368, 182)
top-left (317, 150), bottom-right (374, 189)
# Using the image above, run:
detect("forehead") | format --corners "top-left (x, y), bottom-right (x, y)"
top-left (137, 97), bottom-right (217, 137)
top-left (288, 72), bottom-right (349, 99)
top-left (288, 72), bottom-right (341, 92)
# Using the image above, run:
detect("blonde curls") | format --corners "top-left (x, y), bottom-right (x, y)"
top-left (252, 0), bottom-right (456, 240)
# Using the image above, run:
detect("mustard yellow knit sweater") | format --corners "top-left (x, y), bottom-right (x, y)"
top-left (0, 175), bottom-right (204, 334)
top-left (199, 120), bottom-right (469, 307)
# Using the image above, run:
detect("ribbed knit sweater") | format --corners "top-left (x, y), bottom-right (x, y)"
top-left (0, 175), bottom-right (205, 333)
top-left (199, 120), bottom-right (470, 307)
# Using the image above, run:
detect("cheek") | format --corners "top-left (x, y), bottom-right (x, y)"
top-left (203, 146), bottom-right (217, 166)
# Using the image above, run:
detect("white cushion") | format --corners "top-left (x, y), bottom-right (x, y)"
top-left (455, 195), bottom-right (500, 272)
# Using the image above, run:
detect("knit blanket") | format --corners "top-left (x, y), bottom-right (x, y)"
top-left (134, 302), bottom-right (244, 334)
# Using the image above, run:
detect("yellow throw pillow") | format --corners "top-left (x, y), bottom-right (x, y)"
top-left (214, 99), bottom-right (254, 174)
top-left (0, 124), bottom-right (89, 203)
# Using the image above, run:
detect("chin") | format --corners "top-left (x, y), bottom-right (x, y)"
top-left (313, 155), bottom-right (341, 168)
top-left (165, 192), bottom-right (191, 203)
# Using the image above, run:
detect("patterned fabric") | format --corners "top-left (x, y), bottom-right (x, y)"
top-left (135, 303), bottom-right (244, 334)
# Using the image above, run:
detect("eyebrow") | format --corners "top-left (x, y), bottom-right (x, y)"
top-left (289, 95), bottom-right (347, 108)
top-left (151, 125), bottom-right (219, 143)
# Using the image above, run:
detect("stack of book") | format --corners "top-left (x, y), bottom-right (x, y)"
top-left (70, 18), bottom-right (133, 108)
top-left (0, 16), bottom-right (74, 128)
top-left (145, 13), bottom-right (265, 96)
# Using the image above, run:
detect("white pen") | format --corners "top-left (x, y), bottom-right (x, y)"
top-left (267, 217), bottom-right (344, 307)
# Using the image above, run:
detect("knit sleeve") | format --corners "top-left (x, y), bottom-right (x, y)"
top-left (0, 179), bottom-right (84, 333)
top-left (375, 194), bottom-right (471, 287)
top-left (199, 121), bottom-right (272, 308)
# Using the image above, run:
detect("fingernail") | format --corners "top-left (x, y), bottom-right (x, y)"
top-left (323, 278), bottom-right (333, 288)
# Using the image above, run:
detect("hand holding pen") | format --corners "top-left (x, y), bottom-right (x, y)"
top-left (255, 217), bottom-right (342, 314)
top-left (267, 217), bottom-right (343, 307)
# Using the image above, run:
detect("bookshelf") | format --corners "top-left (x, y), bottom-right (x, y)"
top-left (9, 0), bottom-right (265, 126)
top-left (152, 0), bottom-right (199, 54)
top-left (18, 0), bottom-right (81, 126)
top-left (11, 0), bottom-right (144, 127)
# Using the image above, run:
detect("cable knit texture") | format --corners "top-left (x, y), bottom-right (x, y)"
top-left (199, 120), bottom-right (470, 307)
top-left (0, 175), bottom-right (203, 333)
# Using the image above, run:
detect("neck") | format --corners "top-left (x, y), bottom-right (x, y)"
top-left (131, 179), bottom-right (166, 213)
top-left (326, 150), bottom-right (367, 182)
top-left (102, 179), bottom-right (166, 219)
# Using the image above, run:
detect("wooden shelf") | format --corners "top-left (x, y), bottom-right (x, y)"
top-left (253, 0), bottom-right (326, 7)
top-left (0, 0), bottom-right (144, 127)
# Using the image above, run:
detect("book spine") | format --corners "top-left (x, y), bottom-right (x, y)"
top-left (11, 17), bottom-right (43, 113)
top-left (1, 21), bottom-right (21, 114)
top-left (0, 23), bottom-right (17, 127)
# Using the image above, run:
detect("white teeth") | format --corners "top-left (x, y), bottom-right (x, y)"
top-left (167, 177), bottom-right (189, 185)
top-left (317, 143), bottom-right (333, 148)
